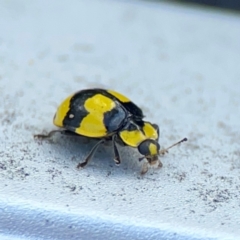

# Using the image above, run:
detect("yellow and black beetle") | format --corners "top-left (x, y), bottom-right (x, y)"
top-left (35, 88), bottom-right (187, 174)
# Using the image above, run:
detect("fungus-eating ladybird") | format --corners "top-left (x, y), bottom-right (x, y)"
top-left (34, 88), bottom-right (187, 174)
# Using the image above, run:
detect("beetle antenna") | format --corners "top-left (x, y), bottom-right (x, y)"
top-left (159, 137), bottom-right (187, 155)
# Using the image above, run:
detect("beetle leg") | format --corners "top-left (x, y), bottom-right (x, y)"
top-left (77, 139), bottom-right (105, 169)
top-left (35, 129), bottom-right (84, 139)
top-left (141, 162), bottom-right (149, 175)
top-left (34, 129), bottom-right (64, 139)
top-left (112, 135), bottom-right (121, 165)
top-left (34, 129), bottom-right (78, 139)
top-left (157, 159), bottom-right (163, 168)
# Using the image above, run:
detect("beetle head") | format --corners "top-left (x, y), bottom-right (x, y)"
top-left (138, 139), bottom-right (160, 165)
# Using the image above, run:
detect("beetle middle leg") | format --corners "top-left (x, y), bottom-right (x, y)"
top-left (77, 138), bottom-right (105, 169)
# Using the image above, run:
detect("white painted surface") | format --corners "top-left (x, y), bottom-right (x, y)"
top-left (0, 1), bottom-right (240, 239)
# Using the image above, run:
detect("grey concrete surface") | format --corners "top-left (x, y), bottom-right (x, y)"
top-left (0, 0), bottom-right (240, 239)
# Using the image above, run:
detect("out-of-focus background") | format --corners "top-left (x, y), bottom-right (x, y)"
top-left (155, 0), bottom-right (240, 10)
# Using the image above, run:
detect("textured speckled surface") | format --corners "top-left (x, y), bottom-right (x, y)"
top-left (0, 0), bottom-right (240, 239)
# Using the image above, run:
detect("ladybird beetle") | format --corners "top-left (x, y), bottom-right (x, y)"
top-left (34, 88), bottom-right (187, 174)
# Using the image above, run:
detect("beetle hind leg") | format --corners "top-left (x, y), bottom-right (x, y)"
top-left (34, 129), bottom-right (78, 139)
top-left (77, 138), bottom-right (105, 169)
top-left (34, 129), bottom-right (63, 139)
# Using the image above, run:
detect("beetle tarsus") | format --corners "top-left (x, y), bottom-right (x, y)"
top-left (157, 160), bottom-right (163, 168)
top-left (141, 162), bottom-right (149, 175)
top-left (77, 161), bottom-right (88, 169)
top-left (114, 157), bottom-right (121, 165)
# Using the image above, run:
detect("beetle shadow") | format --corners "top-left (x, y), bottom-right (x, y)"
top-left (36, 132), bottom-right (143, 177)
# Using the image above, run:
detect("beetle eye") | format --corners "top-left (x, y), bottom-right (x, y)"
top-left (138, 140), bottom-right (160, 156)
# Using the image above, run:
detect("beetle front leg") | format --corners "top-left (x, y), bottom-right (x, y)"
top-left (141, 162), bottom-right (149, 175)
top-left (157, 159), bottom-right (163, 168)
top-left (112, 135), bottom-right (121, 165)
